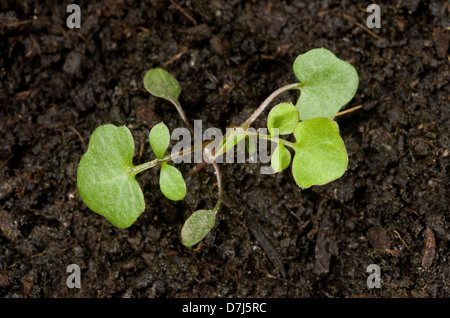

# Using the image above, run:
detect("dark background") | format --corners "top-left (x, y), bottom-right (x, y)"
top-left (0, 0), bottom-right (448, 297)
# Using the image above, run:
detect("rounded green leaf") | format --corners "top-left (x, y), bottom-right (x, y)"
top-left (267, 103), bottom-right (300, 135)
top-left (293, 48), bottom-right (359, 120)
top-left (160, 162), bottom-right (186, 201)
top-left (143, 68), bottom-right (182, 105)
top-left (149, 122), bottom-right (170, 159)
top-left (292, 118), bottom-right (348, 188)
top-left (271, 142), bottom-right (292, 173)
top-left (181, 209), bottom-right (216, 247)
top-left (77, 125), bottom-right (145, 228)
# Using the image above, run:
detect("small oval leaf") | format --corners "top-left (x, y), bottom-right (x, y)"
top-left (149, 122), bottom-right (170, 159)
top-left (292, 118), bottom-right (348, 188)
top-left (271, 142), bottom-right (292, 173)
top-left (293, 48), bottom-right (359, 120)
top-left (267, 103), bottom-right (300, 135)
top-left (143, 68), bottom-right (182, 104)
top-left (160, 162), bottom-right (186, 201)
top-left (77, 125), bottom-right (145, 228)
top-left (181, 209), bottom-right (216, 247)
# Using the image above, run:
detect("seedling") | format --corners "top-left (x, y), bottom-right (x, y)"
top-left (77, 48), bottom-right (359, 247)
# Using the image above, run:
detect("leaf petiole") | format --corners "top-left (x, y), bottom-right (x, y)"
top-left (131, 145), bottom-right (198, 176)
top-left (257, 134), bottom-right (297, 151)
top-left (221, 130), bottom-right (298, 151)
top-left (240, 82), bottom-right (300, 130)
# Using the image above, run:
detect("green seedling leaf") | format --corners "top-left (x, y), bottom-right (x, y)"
top-left (181, 209), bottom-right (216, 247)
top-left (160, 162), bottom-right (186, 201)
top-left (291, 118), bottom-right (348, 188)
top-left (267, 103), bottom-right (300, 135)
top-left (143, 68), bottom-right (182, 105)
top-left (271, 142), bottom-right (292, 173)
top-left (77, 125), bottom-right (145, 228)
top-left (293, 48), bottom-right (359, 120)
top-left (149, 122), bottom-right (170, 159)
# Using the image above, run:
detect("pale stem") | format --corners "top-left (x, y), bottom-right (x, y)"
top-left (240, 82), bottom-right (300, 130)
top-left (172, 99), bottom-right (193, 132)
top-left (257, 134), bottom-right (297, 150)
top-left (131, 143), bottom-right (201, 175)
top-left (211, 161), bottom-right (222, 213)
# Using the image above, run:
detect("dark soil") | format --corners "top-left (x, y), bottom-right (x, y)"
top-left (0, 0), bottom-right (449, 298)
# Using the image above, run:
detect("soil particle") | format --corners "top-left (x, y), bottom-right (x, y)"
top-left (367, 226), bottom-right (392, 253)
top-left (0, 210), bottom-right (21, 242)
top-left (314, 212), bottom-right (338, 275)
top-left (135, 103), bottom-right (161, 128)
top-left (246, 211), bottom-right (286, 277)
top-left (421, 226), bottom-right (436, 270)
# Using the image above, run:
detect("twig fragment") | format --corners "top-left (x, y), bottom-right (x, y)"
top-left (336, 104), bottom-right (363, 117)
top-left (169, 0), bottom-right (197, 25)
top-left (343, 13), bottom-right (387, 42)
top-left (393, 230), bottom-right (413, 253)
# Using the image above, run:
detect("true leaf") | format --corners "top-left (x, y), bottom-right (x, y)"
top-left (77, 125), bottom-right (145, 228)
top-left (160, 162), bottom-right (186, 201)
top-left (143, 68), bottom-right (182, 105)
top-left (291, 118), bottom-right (348, 188)
top-left (293, 48), bottom-right (359, 120)
top-left (271, 142), bottom-right (292, 173)
top-left (181, 209), bottom-right (216, 247)
top-left (267, 103), bottom-right (299, 135)
top-left (149, 122), bottom-right (170, 159)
